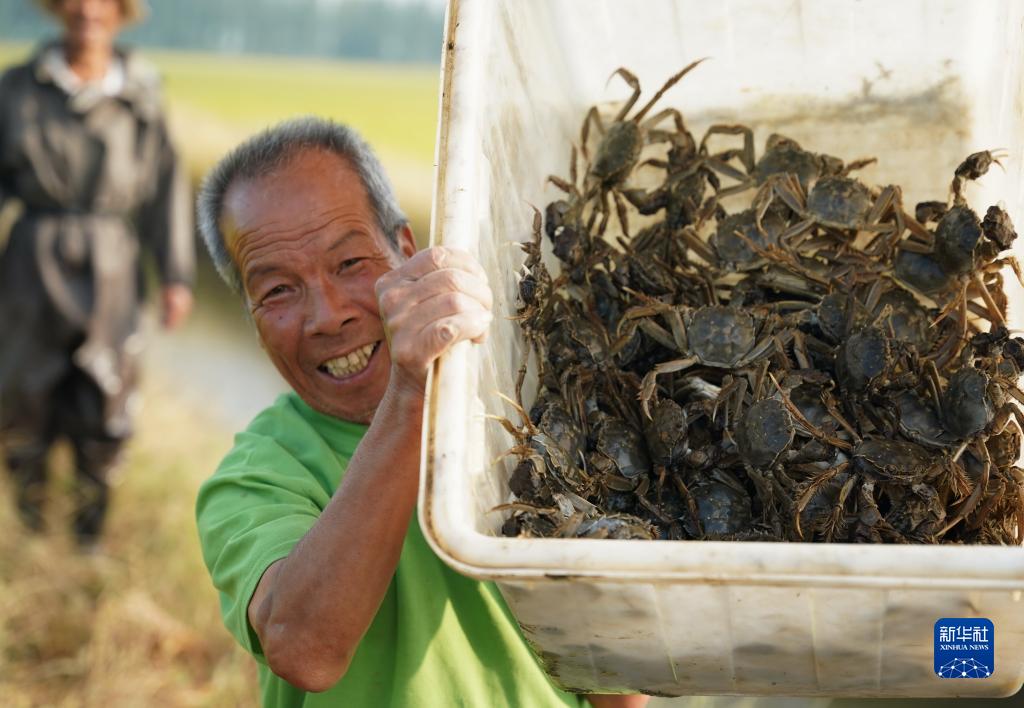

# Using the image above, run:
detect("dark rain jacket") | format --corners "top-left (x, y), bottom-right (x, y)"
top-left (0, 43), bottom-right (194, 436)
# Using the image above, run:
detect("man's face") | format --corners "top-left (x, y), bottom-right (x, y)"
top-left (222, 149), bottom-right (416, 424)
top-left (58, 0), bottom-right (124, 51)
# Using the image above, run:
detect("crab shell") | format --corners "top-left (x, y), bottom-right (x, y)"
top-left (895, 390), bottom-right (955, 449)
top-left (836, 327), bottom-right (892, 392)
top-left (590, 121), bottom-right (643, 186)
top-left (852, 439), bottom-right (935, 482)
top-left (941, 367), bottom-right (995, 439)
top-left (876, 289), bottom-right (933, 352)
top-left (805, 176), bottom-right (873, 230)
top-left (753, 136), bottom-right (826, 190)
top-left (736, 398), bottom-right (795, 468)
top-left (687, 305), bottom-right (757, 367)
top-left (894, 250), bottom-right (954, 295)
top-left (711, 207), bottom-right (784, 266)
top-left (816, 292), bottom-right (852, 343)
top-left (594, 416), bottom-right (651, 480)
top-left (934, 205), bottom-right (982, 276)
top-left (687, 478), bottom-right (753, 537)
top-left (643, 397), bottom-right (688, 467)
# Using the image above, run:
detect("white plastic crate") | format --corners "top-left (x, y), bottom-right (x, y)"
top-left (420, 0), bottom-right (1024, 697)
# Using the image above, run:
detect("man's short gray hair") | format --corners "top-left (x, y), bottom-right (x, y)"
top-left (197, 116), bottom-right (408, 293)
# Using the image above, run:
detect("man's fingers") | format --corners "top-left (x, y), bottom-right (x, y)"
top-left (385, 290), bottom-right (491, 338)
top-left (387, 246), bottom-right (487, 284)
top-left (378, 246), bottom-right (493, 375)
top-left (388, 302), bottom-right (492, 371)
top-left (378, 267), bottom-right (492, 316)
top-left (417, 309), bottom-right (492, 354)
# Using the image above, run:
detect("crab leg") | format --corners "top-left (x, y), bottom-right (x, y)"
top-left (640, 106), bottom-right (688, 134)
top-left (770, 373), bottom-right (853, 451)
top-left (607, 67), bottom-right (642, 122)
top-left (792, 330), bottom-right (813, 370)
top-left (579, 106), bottom-right (605, 160)
top-left (632, 58), bottom-right (708, 123)
top-left (639, 357), bottom-right (699, 418)
top-left (972, 273), bottom-right (1006, 326)
top-left (937, 443), bottom-right (991, 538)
top-left (547, 174), bottom-right (580, 198)
top-left (699, 123), bottom-right (755, 173)
top-left (678, 225), bottom-right (717, 265)
top-left (613, 190), bottom-right (631, 236)
top-left (671, 474), bottom-right (703, 537)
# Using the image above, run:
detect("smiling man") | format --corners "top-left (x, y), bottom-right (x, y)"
top-left (194, 118), bottom-right (645, 707)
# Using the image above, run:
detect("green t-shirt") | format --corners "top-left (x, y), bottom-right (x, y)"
top-left (196, 392), bottom-right (584, 708)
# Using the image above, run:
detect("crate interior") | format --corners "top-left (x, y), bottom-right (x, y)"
top-left (440, 0), bottom-right (1024, 539)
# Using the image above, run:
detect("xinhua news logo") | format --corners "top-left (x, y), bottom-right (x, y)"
top-left (934, 618), bottom-right (994, 679)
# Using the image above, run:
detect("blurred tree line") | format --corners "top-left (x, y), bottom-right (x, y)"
top-left (0, 0), bottom-right (445, 62)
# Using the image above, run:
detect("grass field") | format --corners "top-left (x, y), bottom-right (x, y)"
top-left (150, 49), bottom-right (439, 163)
top-left (0, 381), bottom-right (259, 707)
top-left (0, 42), bottom-right (440, 236)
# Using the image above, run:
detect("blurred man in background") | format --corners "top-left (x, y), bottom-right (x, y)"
top-left (0, 0), bottom-right (194, 546)
top-left (195, 117), bottom-right (644, 707)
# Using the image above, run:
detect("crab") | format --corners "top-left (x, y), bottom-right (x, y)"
top-left (735, 397), bottom-right (795, 469)
top-left (950, 149), bottom-right (1007, 204)
top-left (589, 412), bottom-right (652, 483)
top-left (504, 69), bottom-right (1024, 546)
top-left (491, 393), bottom-right (595, 504)
top-left (642, 397), bottom-right (688, 469)
top-left (617, 114), bottom-right (722, 234)
top-left (835, 326), bottom-right (894, 393)
top-left (709, 206), bottom-right (786, 269)
top-left (550, 59), bottom-right (707, 235)
top-left (702, 131), bottom-right (876, 196)
top-left (752, 171), bottom-right (899, 240)
top-left (898, 152), bottom-right (1024, 339)
top-left (939, 364), bottom-right (1024, 446)
top-left (679, 468), bottom-right (754, 538)
top-left (617, 304), bottom-right (784, 416)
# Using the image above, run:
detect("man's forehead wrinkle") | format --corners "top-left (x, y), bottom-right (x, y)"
top-left (238, 202), bottom-right (349, 238)
top-left (235, 206), bottom-right (373, 262)
top-left (240, 233), bottom-right (322, 272)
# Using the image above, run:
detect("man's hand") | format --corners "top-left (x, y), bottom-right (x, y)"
top-left (161, 283), bottom-right (194, 330)
top-left (374, 246), bottom-right (493, 395)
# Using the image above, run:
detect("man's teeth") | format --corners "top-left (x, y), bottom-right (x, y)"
top-left (323, 342), bottom-right (376, 378)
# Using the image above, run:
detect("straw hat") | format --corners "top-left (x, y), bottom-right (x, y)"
top-left (37, 0), bottom-right (148, 24)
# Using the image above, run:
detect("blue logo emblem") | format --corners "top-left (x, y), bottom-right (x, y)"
top-left (934, 618), bottom-right (994, 678)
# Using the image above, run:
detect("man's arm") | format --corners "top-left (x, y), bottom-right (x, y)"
top-left (138, 118), bottom-right (195, 330)
top-left (246, 246), bottom-right (492, 692)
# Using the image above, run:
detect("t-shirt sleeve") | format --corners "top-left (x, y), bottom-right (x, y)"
top-left (195, 433), bottom-right (332, 661)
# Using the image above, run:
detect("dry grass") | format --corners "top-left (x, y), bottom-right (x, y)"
top-left (0, 381), bottom-right (258, 708)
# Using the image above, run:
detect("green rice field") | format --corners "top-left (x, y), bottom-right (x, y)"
top-left (0, 43), bottom-right (440, 232)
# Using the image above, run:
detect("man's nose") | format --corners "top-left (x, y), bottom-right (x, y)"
top-left (305, 278), bottom-right (357, 336)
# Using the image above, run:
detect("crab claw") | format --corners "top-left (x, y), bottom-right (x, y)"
top-left (639, 371), bottom-right (659, 419)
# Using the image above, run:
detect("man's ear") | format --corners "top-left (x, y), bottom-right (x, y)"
top-left (396, 224), bottom-right (417, 259)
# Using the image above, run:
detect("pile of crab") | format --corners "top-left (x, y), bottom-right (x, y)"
top-left (496, 60), bottom-right (1024, 544)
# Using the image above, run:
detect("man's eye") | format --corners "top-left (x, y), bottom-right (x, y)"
top-left (339, 257), bottom-right (365, 272)
top-left (261, 285), bottom-right (288, 301)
